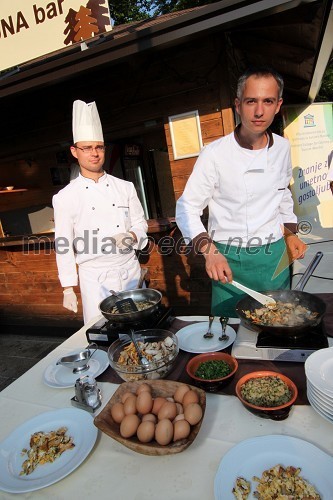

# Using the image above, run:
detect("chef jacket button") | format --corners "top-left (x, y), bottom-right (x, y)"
top-left (92, 207), bottom-right (95, 210)
top-left (107, 184), bottom-right (109, 187)
top-left (117, 225), bottom-right (119, 228)
top-left (97, 228), bottom-right (99, 231)
top-left (112, 204), bottom-right (115, 206)
top-left (86, 186), bottom-right (88, 189)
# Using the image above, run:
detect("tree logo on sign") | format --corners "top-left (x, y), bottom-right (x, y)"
top-left (63, 0), bottom-right (110, 46)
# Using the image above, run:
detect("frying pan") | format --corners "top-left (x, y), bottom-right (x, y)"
top-left (99, 288), bottom-right (162, 324)
top-left (235, 251), bottom-right (326, 338)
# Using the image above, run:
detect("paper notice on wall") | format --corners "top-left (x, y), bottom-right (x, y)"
top-left (28, 206), bottom-right (55, 234)
top-left (282, 103), bottom-right (333, 230)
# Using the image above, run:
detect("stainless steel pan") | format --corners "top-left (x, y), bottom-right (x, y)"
top-left (235, 252), bottom-right (326, 338)
top-left (99, 288), bottom-right (162, 324)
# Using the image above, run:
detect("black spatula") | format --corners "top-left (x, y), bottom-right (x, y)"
top-left (109, 290), bottom-right (138, 313)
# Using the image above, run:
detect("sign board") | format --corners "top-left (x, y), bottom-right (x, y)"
top-left (0, 0), bottom-right (112, 71)
top-left (283, 103), bottom-right (333, 230)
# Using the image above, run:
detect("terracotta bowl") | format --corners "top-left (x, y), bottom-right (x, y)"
top-left (186, 352), bottom-right (238, 392)
top-left (235, 370), bottom-right (298, 421)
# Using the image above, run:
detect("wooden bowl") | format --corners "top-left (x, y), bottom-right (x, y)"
top-left (235, 370), bottom-right (298, 421)
top-left (186, 352), bottom-right (238, 392)
top-left (94, 380), bottom-right (206, 455)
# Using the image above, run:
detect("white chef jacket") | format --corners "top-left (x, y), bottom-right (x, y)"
top-left (52, 172), bottom-right (148, 322)
top-left (176, 130), bottom-right (297, 247)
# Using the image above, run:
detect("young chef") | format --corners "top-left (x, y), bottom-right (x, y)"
top-left (53, 100), bottom-right (148, 323)
top-left (176, 66), bottom-right (307, 317)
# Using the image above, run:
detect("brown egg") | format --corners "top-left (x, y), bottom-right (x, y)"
top-left (142, 413), bottom-right (157, 423)
top-left (136, 391), bottom-right (153, 415)
top-left (184, 403), bottom-right (203, 425)
top-left (152, 397), bottom-right (167, 415)
top-left (176, 403), bottom-right (184, 415)
top-left (123, 395), bottom-right (137, 415)
top-left (137, 421), bottom-right (155, 443)
top-left (121, 391), bottom-right (134, 404)
top-left (173, 419), bottom-right (191, 442)
top-left (120, 414), bottom-right (140, 438)
top-left (173, 413), bottom-right (185, 423)
top-left (157, 401), bottom-right (177, 421)
top-left (110, 402), bottom-right (125, 424)
top-left (182, 390), bottom-right (199, 407)
top-left (136, 383), bottom-right (152, 395)
top-left (155, 419), bottom-right (173, 445)
top-left (174, 384), bottom-right (190, 404)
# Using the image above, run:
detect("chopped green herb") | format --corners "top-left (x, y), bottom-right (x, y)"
top-left (195, 360), bottom-right (232, 380)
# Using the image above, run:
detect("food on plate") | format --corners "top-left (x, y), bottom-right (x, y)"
top-left (20, 427), bottom-right (75, 476)
top-left (232, 477), bottom-right (251, 499)
top-left (253, 464), bottom-right (321, 499)
top-left (109, 299), bottom-right (154, 314)
top-left (240, 376), bottom-right (292, 407)
top-left (243, 301), bottom-right (318, 327)
top-left (109, 382), bottom-right (203, 445)
top-left (194, 359), bottom-right (232, 380)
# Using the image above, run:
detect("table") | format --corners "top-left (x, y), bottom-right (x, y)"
top-left (0, 315), bottom-right (333, 500)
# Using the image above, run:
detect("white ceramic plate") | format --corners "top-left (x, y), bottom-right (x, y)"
top-left (307, 382), bottom-right (333, 410)
top-left (176, 322), bottom-right (236, 353)
top-left (43, 349), bottom-right (109, 388)
top-left (305, 347), bottom-right (333, 395)
top-left (0, 408), bottom-right (97, 493)
top-left (214, 435), bottom-right (333, 500)
top-left (307, 391), bottom-right (333, 424)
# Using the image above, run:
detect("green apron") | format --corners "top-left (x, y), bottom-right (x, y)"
top-left (211, 238), bottom-right (290, 318)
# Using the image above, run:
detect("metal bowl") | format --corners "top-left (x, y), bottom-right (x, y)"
top-left (107, 329), bottom-right (178, 382)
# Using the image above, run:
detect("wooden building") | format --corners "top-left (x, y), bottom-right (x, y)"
top-left (0, 0), bottom-right (332, 329)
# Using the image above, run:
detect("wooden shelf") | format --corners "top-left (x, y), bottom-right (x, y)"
top-left (0, 189), bottom-right (28, 194)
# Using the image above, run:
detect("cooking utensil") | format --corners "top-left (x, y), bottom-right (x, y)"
top-left (235, 251), bottom-right (326, 338)
top-left (203, 315), bottom-right (214, 338)
top-left (128, 329), bottom-right (149, 366)
top-left (137, 267), bottom-right (148, 289)
top-left (99, 288), bottom-right (162, 324)
top-left (219, 317), bottom-right (229, 341)
top-left (56, 343), bottom-right (98, 373)
top-left (230, 280), bottom-right (276, 307)
top-left (109, 290), bottom-right (138, 313)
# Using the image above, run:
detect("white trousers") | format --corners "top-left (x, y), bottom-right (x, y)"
top-left (79, 254), bottom-right (141, 324)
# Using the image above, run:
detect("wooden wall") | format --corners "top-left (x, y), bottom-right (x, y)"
top-left (0, 33), bottom-right (235, 328)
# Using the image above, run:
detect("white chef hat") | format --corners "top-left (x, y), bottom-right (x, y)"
top-left (72, 100), bottom-right (104, 143)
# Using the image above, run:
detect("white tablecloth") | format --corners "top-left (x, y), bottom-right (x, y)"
top-left (0, 316), bottom-right (332, 499)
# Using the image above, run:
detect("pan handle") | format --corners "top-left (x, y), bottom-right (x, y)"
top-left (294, 251), bottom-right (323, 291)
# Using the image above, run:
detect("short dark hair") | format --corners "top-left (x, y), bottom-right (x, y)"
top-left (236, 66), bottom-right (284, 100)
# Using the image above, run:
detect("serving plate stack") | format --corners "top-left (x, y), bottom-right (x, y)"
top-left (305, 347), bottom-right (333, 423)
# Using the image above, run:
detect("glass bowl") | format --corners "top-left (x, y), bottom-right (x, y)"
top-left (186, 352), bottom-right (238, 392)
top-left (107, 329), bottom-right (179, 382)
top-left (235, 370), bottom-right (298, 420)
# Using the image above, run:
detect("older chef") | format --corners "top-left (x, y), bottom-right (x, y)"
top-left (53, 100), bottom-right (148, 323)
top-left (176, 66), bottom-right (307, 317)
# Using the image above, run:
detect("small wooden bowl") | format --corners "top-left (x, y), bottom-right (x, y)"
top-left (186, 352), bottom-right (238, 392)
top-left (94, 380), bottom-right (206, 455)
top-left (235, 370), bottom-right (298, 421)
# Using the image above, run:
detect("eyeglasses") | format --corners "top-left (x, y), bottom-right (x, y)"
top-left (74, 145), bottom-right (106, 154)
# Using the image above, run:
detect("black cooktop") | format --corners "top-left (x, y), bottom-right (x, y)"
top-left (86, 305), bottom-right (174, 345)
top-left (256, 322), bottom-right (329, 350)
